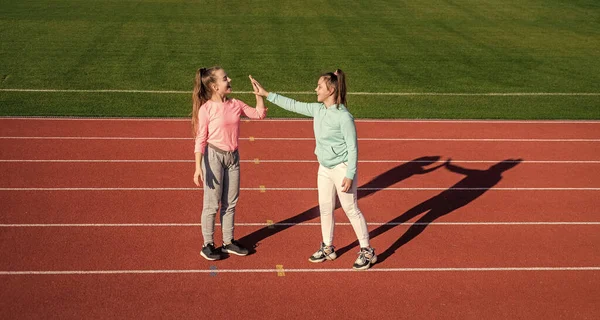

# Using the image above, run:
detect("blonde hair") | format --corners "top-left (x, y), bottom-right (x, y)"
top-left (191, 66), bottom-right (222, 136)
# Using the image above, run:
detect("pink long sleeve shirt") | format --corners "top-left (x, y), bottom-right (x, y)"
top-left (194, 98), bottom-right (266, 153)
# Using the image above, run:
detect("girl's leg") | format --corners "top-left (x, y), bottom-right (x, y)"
top-left (333, 163), bottom-right (376, 269)
top-left (333, 163), bottom-right (370, 248)
top-left (309, 164), bottom-right (338, 263)
top-left (317, 164), bottom-right (337, 246)
top-left (201, 149), bottom-right (224, 245)
top-left (220, 150), bottom-right (240, 244)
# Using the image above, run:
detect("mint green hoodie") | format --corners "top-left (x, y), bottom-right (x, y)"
top-left (267, 93), bottom-right (358, 180)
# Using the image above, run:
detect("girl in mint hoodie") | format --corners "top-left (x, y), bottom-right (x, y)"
top-left (250, 70), bottom-right (376, 270)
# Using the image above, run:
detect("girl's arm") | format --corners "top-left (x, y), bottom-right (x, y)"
top-left (193, 152), bottom-right (203, 186)
top-left (255, 92), bottom-right (266, 116)
top-left (239, 87), bottom-right (267, 120)
top-left (193, 108), bottom-right (209, 186)
top-left (250, 75), bottom-right (319, 117)
top-left (266, 93), bottom-right (319, 118)
top-left (194, 107), bottom-right (209, 153)
top-left (340, 114), bottom-right (358, 185)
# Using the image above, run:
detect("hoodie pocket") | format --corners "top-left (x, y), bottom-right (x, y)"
top-left (331, 145), bottom-right (346, 155)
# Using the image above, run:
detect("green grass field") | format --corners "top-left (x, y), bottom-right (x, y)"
top-left (1, 0), bottom-right (599, 119)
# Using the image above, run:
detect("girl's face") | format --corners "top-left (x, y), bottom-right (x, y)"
top-left (212, 69), bottom-right (232, 94)
top-left (315, 77), bottom-right (333, 102)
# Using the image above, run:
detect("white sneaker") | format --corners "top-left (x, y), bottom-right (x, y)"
top-left (308, 242), bottom-right (337, 263)
top-left (353, 247), bottom-right (377, 270)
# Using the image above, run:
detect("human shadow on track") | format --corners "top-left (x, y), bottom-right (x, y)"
top-left (239, 156), bottom-right (444, 254)
top-left (337, 159), bottom-right (523, 263)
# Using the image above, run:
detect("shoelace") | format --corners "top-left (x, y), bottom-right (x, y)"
top-left (357, 251), bottom-right (367, 262)
top-left (316, 245), bottom-right (334, 258)
top-left (357, 248), bottom-right (372, 262)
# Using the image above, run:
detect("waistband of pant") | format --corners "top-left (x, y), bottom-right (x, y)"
top-left (208, 143), bottom-right (237, 155)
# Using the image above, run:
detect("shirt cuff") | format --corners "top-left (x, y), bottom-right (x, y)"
top-left (194, 143), bottom-right (206, 154)
top-left (267, 92), bottom-right (277, 102)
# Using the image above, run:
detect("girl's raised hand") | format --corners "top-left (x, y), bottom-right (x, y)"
top-left (249, 75), bottom-right (269, 97)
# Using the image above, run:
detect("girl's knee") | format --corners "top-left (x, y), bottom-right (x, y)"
top-left (319, 206), bottom-right (334, 217)
top-left (318, 199), bottom-right (335, 216)
top-left (343, 205), bottom-right (362, 218)
top-left (202, 205), bottom-right (219, 216)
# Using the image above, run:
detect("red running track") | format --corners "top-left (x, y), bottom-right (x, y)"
top-left (1, 118), bottom-right (599, 319)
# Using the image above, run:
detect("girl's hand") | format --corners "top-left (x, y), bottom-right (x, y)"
top-left (194, 168), bottom-right (203, 186)
top-left (341, 177), bottom-right (353, 192)
top-left (249, 75), bottom-right (269, 97)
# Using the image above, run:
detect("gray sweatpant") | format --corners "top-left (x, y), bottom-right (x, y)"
top-left (201, 145), bottom-right (240, 245)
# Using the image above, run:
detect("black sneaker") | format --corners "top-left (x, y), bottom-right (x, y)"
top-left (221, 240), bottom-right (249, 256)
top-left (353, 247), bottom-right (377, 270)
top-left (200, 243), bottom-right (221, 261)
top-left (308, 242), bottom-right (337, 263)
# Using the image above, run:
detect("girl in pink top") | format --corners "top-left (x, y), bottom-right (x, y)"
top-left (192, 66), bottom-right (267, 261)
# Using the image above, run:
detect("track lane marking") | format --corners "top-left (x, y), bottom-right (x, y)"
top-left (1, 160), bottom-right (599, 164)
top-left (2, 222), bottom-right (599, 227)
top-left (2, 266), bottom-right (600, 275)
top-left (2, 136), bottom-right (600, 142)
top-left (1, 187), bottom-right (598, 191)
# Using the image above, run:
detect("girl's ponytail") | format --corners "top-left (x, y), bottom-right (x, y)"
top-left (191, 67), bottom-right (221, 136)
top-left (191, 68), bottom-right (206, 136)
top-left (334, 69), bottom-right (347, 107)
top-left (322, 69), bottom-right (347, 109)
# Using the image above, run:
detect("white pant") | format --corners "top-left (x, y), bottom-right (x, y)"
top-left (317, 163), bottom-right (370, 248)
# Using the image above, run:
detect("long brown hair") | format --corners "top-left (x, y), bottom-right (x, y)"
top-left (321, 69), bottom-right (347, 108)
top-left (191, 66), bottom-right (221, 136)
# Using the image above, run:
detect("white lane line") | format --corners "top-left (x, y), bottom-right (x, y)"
top-left (0, 187), bottom-right (598, 191)
top-left (0, 160), bottom-right (599, 164)
top-left (0, 137), bottom-right (192, 140)
top-left (2, 222), bottom-right (599, 227)
top-left (2, 88), bottom-right (600, 96)
top-left (1, 117), bottom-right (600, 124)
top-left (1, 136), bottom-right (599, 142)
top-left (2, 266), bottom-right (600, 275)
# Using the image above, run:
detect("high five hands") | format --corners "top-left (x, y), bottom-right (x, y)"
top-left (249, 75), bottom-right (269, 97)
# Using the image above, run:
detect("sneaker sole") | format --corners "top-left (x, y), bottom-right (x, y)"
top-left (353, 256), bottom-right (377, 270)
top-left (200, 251), bottom-right (220, 261)
top-left (222, 248), bottom-right (248, 256)
top-left (309, 253), bottom-right (337, 263)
